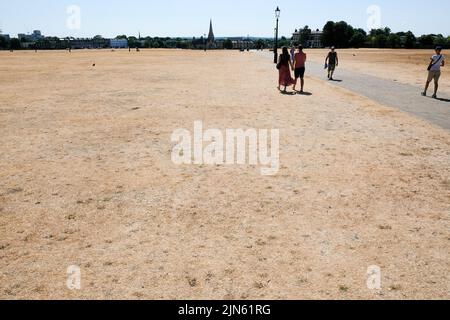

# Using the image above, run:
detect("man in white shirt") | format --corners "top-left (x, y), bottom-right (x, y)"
top-left (422, 46), bottom-right (445, 99)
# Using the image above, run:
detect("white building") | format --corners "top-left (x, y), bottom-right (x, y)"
top-left (292, 29), bottom-right (323, 48)
top-left (110, 38), bottom-right (128, 48)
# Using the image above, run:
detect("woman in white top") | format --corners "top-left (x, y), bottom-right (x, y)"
top-left (422, 46), bottom-right (445, 99)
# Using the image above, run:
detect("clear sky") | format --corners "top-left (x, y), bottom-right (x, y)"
top-left (0, 0), bottom-right (449, 38)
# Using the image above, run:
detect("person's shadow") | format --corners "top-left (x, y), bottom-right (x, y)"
top-left (280, 90), bottom-right (296, 95)
top-left (330, 79), bottom-right (343, 82)
top-left (295, 91), bottom-right (313, 96)
top-left (435, 97), bottom-right (450, 103)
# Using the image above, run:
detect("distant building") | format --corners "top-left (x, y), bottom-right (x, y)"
top-left (292, 29), bottom-right (323, 48)
top-left (31, 30), bottom-right (44, 40)
top-left (69, 38), bottom-right (109, 49)
top-left (18, 30), bottom-right (45, 42)
top-left (216, 37), bottom-right (255, 50)
top-left (0, 34), bottom-right (10, 40)
top-left (192, 19), bottom-right (218, 49)
top-left (110, 38), bottom-right (128, 48)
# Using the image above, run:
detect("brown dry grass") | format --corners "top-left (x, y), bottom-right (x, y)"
top-left (306, 49), bottom-right (450, 94)
top-left (0, 49), bottom-right (449, 300)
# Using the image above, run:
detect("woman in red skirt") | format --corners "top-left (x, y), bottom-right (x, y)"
top-left (277, 46), bottom-right (295, 93)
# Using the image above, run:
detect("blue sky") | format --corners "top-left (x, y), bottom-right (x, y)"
top-left (0, 0), bottom-right (449, 38)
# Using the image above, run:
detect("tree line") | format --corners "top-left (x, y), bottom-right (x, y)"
top-left (297, 21), bottom-right (449, 49)
top-left (1, 22), bottom-right (448, 50)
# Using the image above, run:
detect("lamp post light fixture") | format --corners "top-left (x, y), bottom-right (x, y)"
top-left (274, 6), bottom-right (281, 64)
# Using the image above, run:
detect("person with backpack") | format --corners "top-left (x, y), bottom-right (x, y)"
top-left (422, 46), bottom-right (445, 99)
top-left (277, 46), bottom-right (295, 93)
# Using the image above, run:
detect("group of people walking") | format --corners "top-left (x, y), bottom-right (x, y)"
top-left (277, 45), bottom-right (339, 94)
top-left (277, 45), bottom-right (446, 99)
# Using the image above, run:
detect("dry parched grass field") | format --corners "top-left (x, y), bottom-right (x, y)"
top-left (0, 49), bottom-right (449, 300)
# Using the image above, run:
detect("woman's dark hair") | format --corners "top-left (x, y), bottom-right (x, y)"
top-left (279, 46), bottom-right (290, 66)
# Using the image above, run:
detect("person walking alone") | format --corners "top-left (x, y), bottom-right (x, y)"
top-left (422, 46), bottom-right (445, 99)
top-left (325, 46), bottom-right (339, 80)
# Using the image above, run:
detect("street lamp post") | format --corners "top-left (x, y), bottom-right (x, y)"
top-left (274, 6), bottom-right (280, 64)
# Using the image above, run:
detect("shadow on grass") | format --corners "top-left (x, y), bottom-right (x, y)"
top-left (295, 91), bottom-right (313, 96)
top-left (279, 90), bottom-right (296, 95)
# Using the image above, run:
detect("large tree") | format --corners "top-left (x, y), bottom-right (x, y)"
top-left (321, 21), bottom-right (355, 48)
top-left (350, 28), bottom-right (367, 48)
top-left (0, 35), bottom-right (9, 49)
top-left (418, 34), bottom-right (435, 48)
top-left (299, 25), bottom-right (311, 46)
top-left (223, 39), bottom-right (233, 50)
top-left (404, 31), bottom-right (416, 48)
top-left (321, 21), bottom-right (335, 47)
top-left (333, 21), bottom-right (354, 48)
top-left (10, 38), bottom-right (21, 50)
top-left (387, 33), bottom-right (402, 48)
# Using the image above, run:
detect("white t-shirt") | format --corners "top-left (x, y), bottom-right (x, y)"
top-left (430, 54), bottom-right (445, 71)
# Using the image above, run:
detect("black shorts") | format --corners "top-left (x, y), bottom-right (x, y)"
top-left (295, 67), bottom-right (305, 79)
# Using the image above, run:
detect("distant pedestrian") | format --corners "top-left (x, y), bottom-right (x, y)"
top-left (325, 46), bottom-right (339, 80)
top-left (293, 45), bottom-right (307, 93)
top-left (290, 45), bottom-right (296, 63)
top-left (277, 46), bottom-right (295, 93)
top-left (422, 46), bottom-right (445, 99)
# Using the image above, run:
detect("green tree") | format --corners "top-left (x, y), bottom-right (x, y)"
top-left (279, 36), bottom-right (290, 48)
top-left (10, 38), bottom-right (21, 50)
top-left (0, 35), bottom-right (8, 49)
top-left (322, 21), bottom-right (335, 47)
top-left (299, 25), bottom-right (311, 46)
top-left (387, 33), bottom-right (402, 48)
top-left (375, 34), bottom-right (388, 48)
top-left (333, 21), bottom-right (354, 48)
top-left (418, 34), bottom-right (435, 48)
top-left (93, 35), bottom-right (103, 39)
top-left (223, 39), bottom-right (233, 50)
top-left (350, 29), bottom-right (367, 48)
top-left (128, 36), bottom-right (139, 48)
top-left (434, 34), bottom-right (446, 47)
top-left (418, 34), bottom-right (434, 48)
top-left (404, 31), bottom-right (416, 48)
top-left (369, 28), bottom-right (391, 48)
top-left (321, 21), bottom-right (355, 48)
top-left (116, 35), bottom-right (128, 40)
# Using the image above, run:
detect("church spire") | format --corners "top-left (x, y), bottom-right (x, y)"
top-left (207, 19), bottom-right (215, 44)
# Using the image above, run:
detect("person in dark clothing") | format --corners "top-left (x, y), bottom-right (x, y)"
top-left (325, 46), bottom-right (339, 80)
